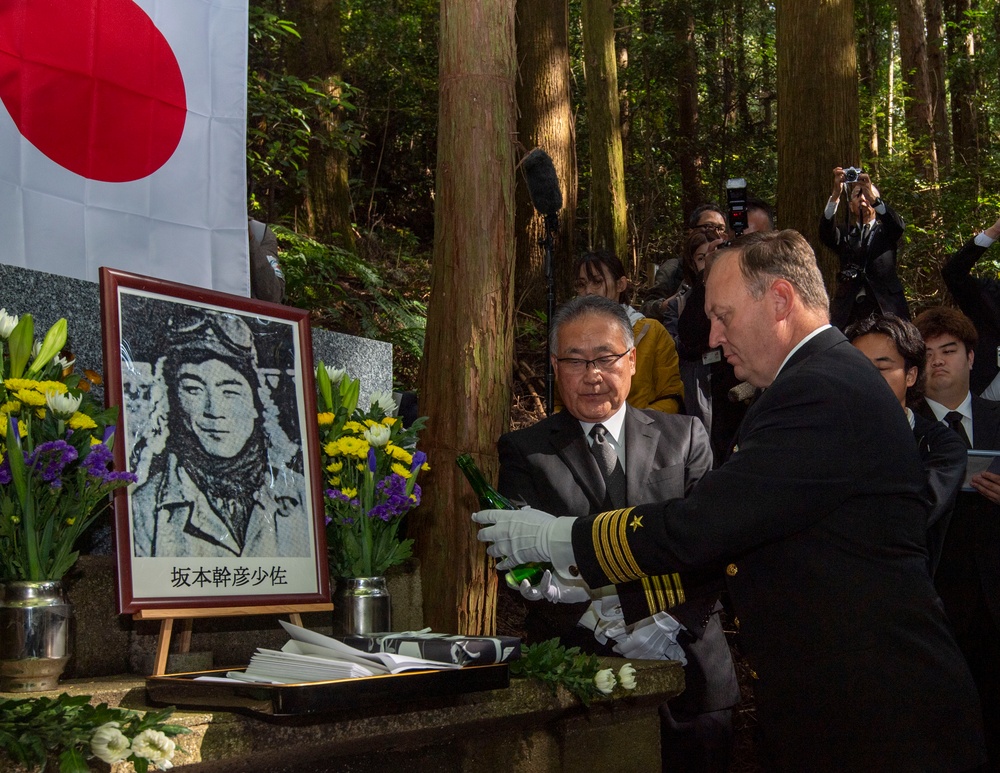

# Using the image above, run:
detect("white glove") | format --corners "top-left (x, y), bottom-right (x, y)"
top-left (472, 507), bottom-right (556, 570)
top-left (518, 569), bottom-right (591, 604)
top-left (612, 611), bottom-right (687, 664)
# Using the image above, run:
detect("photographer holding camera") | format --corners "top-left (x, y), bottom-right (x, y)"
top-left (819, 166), bottom-right (908, 330)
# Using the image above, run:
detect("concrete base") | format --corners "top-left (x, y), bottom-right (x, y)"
top-left (2, 658), bottom-right (683, 772)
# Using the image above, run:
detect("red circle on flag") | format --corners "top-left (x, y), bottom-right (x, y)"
top-left (0, 0), bottom-right (187, 183)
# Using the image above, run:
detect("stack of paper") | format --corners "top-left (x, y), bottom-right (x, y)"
top-left (195, 621), bottom-right (461, 685)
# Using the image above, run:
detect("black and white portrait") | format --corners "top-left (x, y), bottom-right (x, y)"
top-left (120, 297), bottom-right (310, 559)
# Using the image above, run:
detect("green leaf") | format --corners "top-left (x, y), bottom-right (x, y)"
top-left (26, 318), bottom-right (67, 378)
top-left (316, 361), bottom-right (333, 411)
top-left (7, 314), bottom-right (34, 378)
top-left (58, 747), bottom-right (90, 773)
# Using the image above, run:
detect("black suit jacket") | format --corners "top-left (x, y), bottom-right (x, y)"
top-left (497, 405), bottom-right (738, 715)
top-left (818, 201), bottom-right (908, 329)
top-left (920, 395), bottom-right (1000, 634)
top-left (571, 328), bottom-right (985, 771)
top-left (942, 235), bottom-right (1000, 394)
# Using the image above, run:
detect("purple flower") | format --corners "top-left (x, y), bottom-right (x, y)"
top-left (368, 474), bottom-right (416, 522)
top-left (367, 448), bottom-right (378, 474)
top-left (82, 443), bottom-right (138, 486)
top-left (0, 458), bottom-right (10, 485)
top-left (27, 440), bottom-right (78, 486)
top-left (410, 450), bottom-right (427, 472)
top-left (325, 488), bottom-right (361, 508)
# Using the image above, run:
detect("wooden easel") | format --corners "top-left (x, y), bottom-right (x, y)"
top-left (135, 602), bottom-right (334, 675)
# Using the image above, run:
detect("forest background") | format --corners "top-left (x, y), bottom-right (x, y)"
top-left (246, 0), bottom-right (1000, 635)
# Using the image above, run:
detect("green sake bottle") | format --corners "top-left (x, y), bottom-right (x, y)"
top-left (456, 453), bottom-right (550, 588)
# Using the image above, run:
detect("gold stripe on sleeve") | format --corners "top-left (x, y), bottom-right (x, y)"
top-left (591, 507), bottom-right (643, 583)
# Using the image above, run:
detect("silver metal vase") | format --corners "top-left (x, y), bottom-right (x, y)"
top-left (0, 580), bottom-right (71, 691)
top-left (331, 576), bottom-right (392, 636)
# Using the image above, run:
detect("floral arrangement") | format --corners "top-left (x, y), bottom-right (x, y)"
top-left (0, 692), bottom-right (187, 772)
top-left (510, 639), bottom-right (638, 705)
top-left (0, 310), bottom-right (137, 582)
top-left (316, 362), bottom-right (428, 578)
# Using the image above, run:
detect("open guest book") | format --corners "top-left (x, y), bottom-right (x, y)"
top-left (194, 621), bottom-right (460, 685)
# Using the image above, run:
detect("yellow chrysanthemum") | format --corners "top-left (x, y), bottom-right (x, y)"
top-left (328, 476), bottom-right (341, 487)
top-left (324, 441), bottom-right (340, 457)
top-left (0, 400), bottom-right (21, 415)
top-left (68, 413), bottom-right (97, 431)
top-left (35, 408), bottom-right (46, 420)
top-left (17, 423), bottom-right (26, 438)
top-left (341, 487), bottom-right (358, 498)
top-left (326, 460), bottom-right (344, 473)
top-left (14, 389), bottom-right (45, 407)
top-left (343, 421), bottom-right (366, 434)
top-left (4, 378), bottom-right (42, 392)
top-left (386, 444), bottom-right (413, 465)
top-left (317, 412), bottom-right (335, 426)
top-left (381, 416), bottom-right (397, 427)
top-left (89, 436), bottom-right (101, 446)
top-left (36, 380), bottom-right (67, 395)
top-left (356, 463), bottom-right (365, 472)
top-left (421, 462), bottom-right (430, 471)
top-left (391, 462), bottom-right (411, 478)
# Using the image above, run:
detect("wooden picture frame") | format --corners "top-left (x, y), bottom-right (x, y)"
top-left (99, 268), bottom-right (329, 614)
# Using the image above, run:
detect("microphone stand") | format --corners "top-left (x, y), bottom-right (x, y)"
top-left (542, 211), bottom-right (558, 415)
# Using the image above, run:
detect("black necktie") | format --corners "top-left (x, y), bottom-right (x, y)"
top-left (860, 223), bottom-right (870, 247)
top-left (945, 410), bottom-right (972, 449)
top-left (590, 424), bottom-right (627, 508)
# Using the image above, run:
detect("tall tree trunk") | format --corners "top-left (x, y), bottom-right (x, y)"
top-left (896, 0), bottom-right (939, 183)
top-left (514, 0), bottom-right (577, 311)
top-left (289, 0), bottom-right (356, 250)
top-left (415, 0), bottom-right (517, 637)
top-left (858, 0), bottom-right (880, 163)
top-left (945, 0), bottom-right (979, 165)
top-left (582, 0), bottom-right (628, 263)
top-left (776, 0), bottom-right (859, 287)
top-left (668, 1), bottom-right (702, 222)
top-left (925, 0), bottom-right (950, 172)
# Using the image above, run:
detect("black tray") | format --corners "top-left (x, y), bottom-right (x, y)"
top-left (145, 664), bottom-right (510, 716)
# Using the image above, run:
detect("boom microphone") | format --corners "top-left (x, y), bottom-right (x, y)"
top-left (522, 148), bottom-right (563, 220)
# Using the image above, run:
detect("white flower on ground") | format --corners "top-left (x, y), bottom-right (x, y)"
top-left (324, 365), bottom-right (347, 384)
top-left (594, 667), bottom-right (617, 695)
top-left (90, 722), bottom-right (131, 764)
top-left (46, 390), bottom-right (82, 419)
top-left (363, 423), bottom-right (391, 447)
top-left (0, 309), bottom-right (18, 339)
top-left (369, 389), bottom-right (397, 416)
top-left (618, 663), bottom-right (637, 690)
top-left (131, 728), bottom-right (176, 769)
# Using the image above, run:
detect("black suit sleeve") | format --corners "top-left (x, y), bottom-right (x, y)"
top-left (942, 237), bottom-right (990, 313)
top-left (867, 201), bottom-right (905, 280)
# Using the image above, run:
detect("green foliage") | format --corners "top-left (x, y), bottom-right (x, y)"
top-left (0, 693), bottom-right (187, 772)
top-left (509, 638), bottom-right (603, 706)
top-left (247, 6), bottom-right (362, 218)
top-left (276, 226), bottom-right (428, 391)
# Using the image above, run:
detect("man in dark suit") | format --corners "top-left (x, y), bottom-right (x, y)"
top-left (475, 231), bottom-right (986, 771)
top-left (819, 167), bottom-right (908, 329)
top-left (498, 294), bottom-right (738, 772)
top-left (941, 214), bottom-right (1000, 396)
top-left (915, 306), bottom-right (1000, 769)
top-left (846, 313), bottom-right (966, 575)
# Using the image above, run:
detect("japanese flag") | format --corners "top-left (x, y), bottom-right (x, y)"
top-left (0, 0), bottom-right (250, 296)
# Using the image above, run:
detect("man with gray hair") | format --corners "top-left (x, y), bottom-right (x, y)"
top-left (501, 294), bottom-right (737, 771)
top-left (475, 231), bottom-right (986, 770)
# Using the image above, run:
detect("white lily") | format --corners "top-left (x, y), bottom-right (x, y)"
top-left (363, 423), bottom-right (391, 447)
top-left (130, 728), bottom-right (176, 770)
top-left (90, 722), bottom-right (131, 764)
top-left (324, 365), bottom-right (347, 384)
top-left (0, 308), bottom-right (19, 339)
top-left (46, 390), bottom-right (82, 419)
top-left (594, 667), bottom-right (617, 695)
top-left (618, 662), bottom-right (637, 690)
top-left (369, 389), bottom-right (397, 416)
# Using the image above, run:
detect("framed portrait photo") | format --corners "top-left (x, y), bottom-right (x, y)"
top-left (99, 268), bottom-right (330, 614)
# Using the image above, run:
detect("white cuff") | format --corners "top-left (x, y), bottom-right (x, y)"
top-left (549, 516), bottom-right (578, 579)
top-left (824, 199), bottom-right (839, 219)
top-left (975, 231), bottom-right (996, 248)
top-left (874, 198), bottom-right (887, 215)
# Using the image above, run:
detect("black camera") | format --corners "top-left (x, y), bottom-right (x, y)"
top-left (837, 265), bottom-right (862, 282)
top-left (843, 167), bottom-right (862, 183)
top-left (726, 178), bottom-right (748, 236)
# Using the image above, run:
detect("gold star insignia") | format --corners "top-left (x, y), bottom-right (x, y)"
top-left (629, 514), bottom-right (643, 531)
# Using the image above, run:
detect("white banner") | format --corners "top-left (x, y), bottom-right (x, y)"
top-left (0, 0), bottom-right (249, 296)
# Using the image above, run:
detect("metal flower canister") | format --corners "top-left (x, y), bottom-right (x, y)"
top-left (0, 309), bottom-right (136, 690)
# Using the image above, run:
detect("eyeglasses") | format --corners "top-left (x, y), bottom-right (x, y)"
top-left (697, 223), bottom-right (727, 234)
top-left (555, 351), bottom-right (630, 373)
